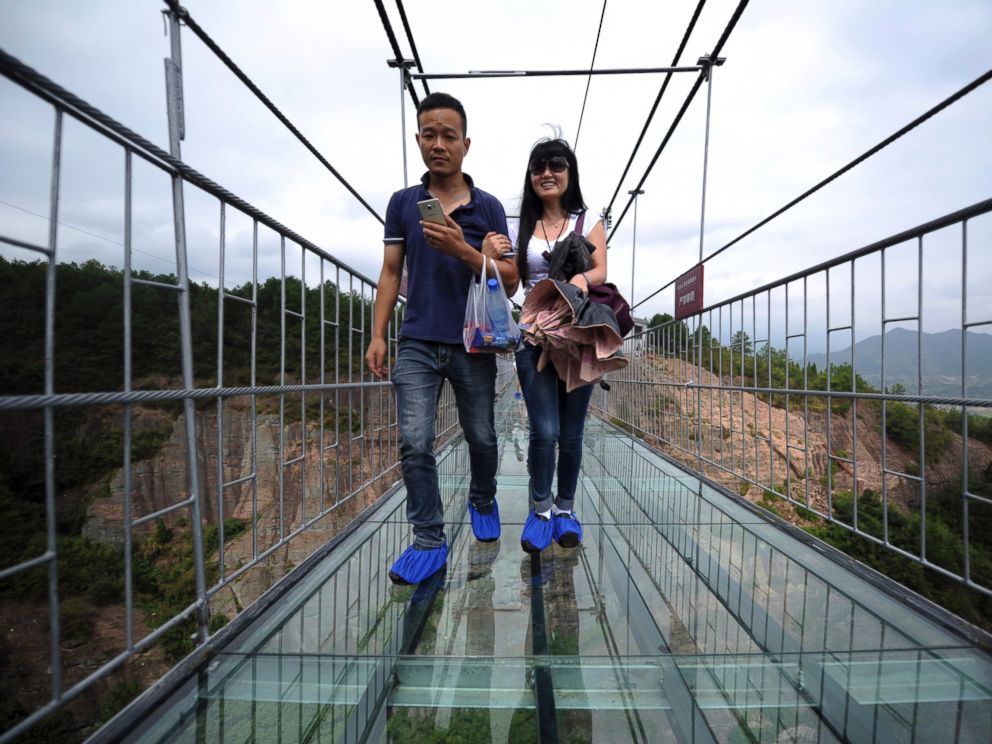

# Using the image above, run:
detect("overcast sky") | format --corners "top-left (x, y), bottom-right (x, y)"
top-left (1, 0), bottom-right (990, 354)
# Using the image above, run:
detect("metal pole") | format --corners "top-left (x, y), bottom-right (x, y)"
top-left (411, 64), bottom-right (704, 80)
top-left (123, 148), bottom-right (134, 650)
top-left (399, 64), bottom-right (408, 188)
top-left (697, 54), bottom-right (724, 263)
top-left (388, 59), bottom-right (415, 187)
top-left (695, 54), bottom-right (723, 470)
top-left (45, 107), bottom-right (64, 701)
top-left (165, 8), bottom-right (209, 644)
top-left (628, 190), bottom-right (643, 310)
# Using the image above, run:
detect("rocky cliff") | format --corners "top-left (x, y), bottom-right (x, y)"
top-left (611, 355), bottom-right (992, 519)
top-left (82, 394), bottom-right (399, 610)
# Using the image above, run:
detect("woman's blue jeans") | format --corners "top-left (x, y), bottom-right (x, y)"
top-left (392, 338), bottom-right (498, 549)
top-left (515, 343), bottom-right (594, 513)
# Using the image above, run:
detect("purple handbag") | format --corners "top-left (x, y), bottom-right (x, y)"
top-left (574, 211), bottom-right (634, 336)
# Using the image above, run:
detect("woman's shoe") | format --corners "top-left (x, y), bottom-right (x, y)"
top-left (469, 499), bottom-right (501, 542)
top-left (520, 511), bottom-right (553, 554)
top-left (553, 511), bottom-right (583, 548)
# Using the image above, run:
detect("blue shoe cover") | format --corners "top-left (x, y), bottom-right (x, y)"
top-left (470, 499), bottom-right (501, 542)
top-left (389, 544), bottom-right (448, 585)
top-left (553, 512), bottom-right (583, 548)
top-left (520, 511), bottom-right (553, 554)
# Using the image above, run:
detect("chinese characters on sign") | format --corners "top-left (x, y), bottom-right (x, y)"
top-left (675, 264), bottom-right (704, 320)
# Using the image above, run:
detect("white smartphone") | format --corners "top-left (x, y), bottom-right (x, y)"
top-left (417, 198), bottom-right (447, 226)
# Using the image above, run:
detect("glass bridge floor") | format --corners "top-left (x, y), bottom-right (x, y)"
top-left (108, 392), bottom-right (991, 743)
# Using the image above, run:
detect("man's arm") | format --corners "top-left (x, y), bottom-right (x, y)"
top-left (481, 232), bottom-right (519, 296)
top-left (365, 242), bottom-right (404, 378)
top-left (422, 215), bottom-right (520, 295)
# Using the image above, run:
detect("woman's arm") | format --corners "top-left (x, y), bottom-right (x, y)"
top-left (569, 219), bottom-right (607, 290)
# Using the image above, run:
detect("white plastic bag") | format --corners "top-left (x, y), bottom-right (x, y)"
top-left (463, 258), bottom-right (520, 353)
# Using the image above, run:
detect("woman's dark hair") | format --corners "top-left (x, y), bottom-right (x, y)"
top-left (517, 138), bottom-right (587, 283)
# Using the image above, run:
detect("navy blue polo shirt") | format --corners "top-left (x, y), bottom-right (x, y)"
top-left (384, 172), bottom-right (508, 344)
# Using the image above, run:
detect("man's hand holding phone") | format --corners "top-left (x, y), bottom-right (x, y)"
top-left (420, 207), bottom-right (466, 257)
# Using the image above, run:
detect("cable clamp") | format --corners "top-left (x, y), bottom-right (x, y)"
top-left (696, 53), bottom-right (726, 81)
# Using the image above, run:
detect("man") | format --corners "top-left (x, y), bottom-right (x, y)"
top-left (366, 92), bottom-right (518, 585)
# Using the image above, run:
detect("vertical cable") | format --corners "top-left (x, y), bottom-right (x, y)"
top-left (372, 0), bottom-right (421, 107)
top-left (394, 0), bottom-right (430, 97)
top-left (574, 0), bottom-right (608, 152)
top-left (606, 0), bottom-right (707, 212)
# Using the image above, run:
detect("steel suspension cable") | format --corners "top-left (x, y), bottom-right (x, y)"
top-left (605, 0), bottom-right (706, 213)
top-left (631, 64), bottom-right (992, 311)
top-left (701, 66), bottom-right (992, 266)
top-left (372, 0), bottom-right (421, 107)
top-left (607, 76), bottom-right (705, 242)
top-left (574, 0), bottom-right (608, 153)
top-left (161, 0), bottom-right (384, 224)
top-left (0, 48), bottom-right (384, 282)
top-left (394, 0), bottom-right (430, 98)
top-left (608, 0), bottom-right (749, 242)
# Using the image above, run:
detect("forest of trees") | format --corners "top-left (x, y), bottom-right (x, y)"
top-left (0, 255), bottom-right (378, 398)
top-left (0, 256), bottom-right (385, 740)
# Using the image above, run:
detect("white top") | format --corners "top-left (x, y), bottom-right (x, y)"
top-left (508, 212), bottom-right (597, 291)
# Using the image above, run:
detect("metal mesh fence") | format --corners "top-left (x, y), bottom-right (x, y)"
top-left (596, 199), bottom-right (992, 599)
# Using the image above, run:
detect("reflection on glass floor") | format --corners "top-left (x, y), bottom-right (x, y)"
top-left (115, 392), bottom-right (991, 743)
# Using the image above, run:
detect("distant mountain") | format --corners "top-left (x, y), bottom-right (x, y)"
top-left (806, 329), bottom-right (992, 396)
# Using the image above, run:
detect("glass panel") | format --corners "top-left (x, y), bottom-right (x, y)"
top-left (113, 392), bottom-right (992, 743)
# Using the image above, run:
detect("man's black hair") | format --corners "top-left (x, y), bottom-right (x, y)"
top-left (416, 92), bottom-right (468, 137)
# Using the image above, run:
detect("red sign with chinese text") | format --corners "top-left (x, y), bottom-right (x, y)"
top-left (674, 264), bottom-right (704, 320)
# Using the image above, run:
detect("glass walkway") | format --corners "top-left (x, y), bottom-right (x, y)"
top-left (99, 391), bottom-right (992, 744)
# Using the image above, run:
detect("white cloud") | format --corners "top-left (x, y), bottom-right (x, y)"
top-left (2, 0), bottom-right (990, 351)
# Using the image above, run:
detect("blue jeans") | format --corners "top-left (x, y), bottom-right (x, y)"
top-left (392, 338), bottom-right (498, 549)
top-left (515, 343), bottom-right (594, 513)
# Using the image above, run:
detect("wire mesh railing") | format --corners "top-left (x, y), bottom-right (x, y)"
top-left (596, 198), bottom-right (992, 600)
top-left (0, 38), bottom-right (494, 741)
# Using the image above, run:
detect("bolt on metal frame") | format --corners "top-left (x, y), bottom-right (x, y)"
top-left (597, 198), bottom-right (992, 598)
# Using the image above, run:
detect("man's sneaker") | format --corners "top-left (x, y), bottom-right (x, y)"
top-left (553, 511), bottom-right (583, 548)
top-left (469, 499), bottom-right (501, 542)
top-left (389, 544), bottom-right (448, 586)
top-left (520, 511), bottom-right (554, 554)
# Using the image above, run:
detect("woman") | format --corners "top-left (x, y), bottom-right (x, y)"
top-left (489, 138), bottom-right (608, 553)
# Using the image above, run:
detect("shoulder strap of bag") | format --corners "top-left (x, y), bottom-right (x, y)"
top-left (574, 209), bottom-right (586, 236)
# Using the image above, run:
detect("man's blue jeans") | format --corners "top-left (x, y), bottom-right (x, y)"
top-left (392, 338), bottom-right (498, 549)
top-left (515, 343), bottom-right (594, 513)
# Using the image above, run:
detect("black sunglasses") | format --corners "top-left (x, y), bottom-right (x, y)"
top-left (529, 156), bottom-right (569, 176)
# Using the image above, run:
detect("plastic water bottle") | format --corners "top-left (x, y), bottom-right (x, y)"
top-left (485, 278), bottom-right (511, 341)
top-left (475, 277), bottom-right (521, 350)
